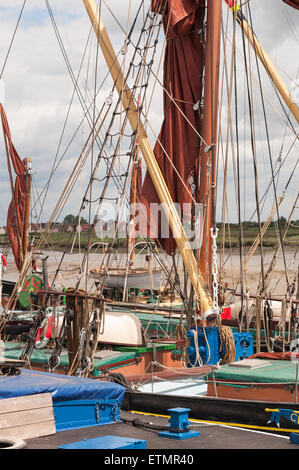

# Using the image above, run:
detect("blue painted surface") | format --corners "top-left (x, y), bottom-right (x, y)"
top-left (158, 407), bottom-right (200, 440)
top-left (290, 433), bottom-right (299, 445)
top-left (168, 407), bottom-right (190, 431)
top-left (59, 435), bottom-right (147, 449)
top-left (0, 369), bottom-right (125, 431)
top-left (187, 327), bottom-right (254, 366)
top-left (159, 429), bottom-right (201, 440)
top-left (187, 327), bottom-right (220, 366)
top-left (233, 332), bottom-right (254, 360)
top-left (0, 369), bottom-right (125, 403)
top-left (54, 398), bottom-right (121, 431)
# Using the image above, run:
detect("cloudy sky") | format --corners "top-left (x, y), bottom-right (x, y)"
top-left (0, 0), bottom-right (298, 228)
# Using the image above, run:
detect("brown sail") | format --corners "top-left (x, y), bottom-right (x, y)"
top-left (0, 104), bottom-right (27, 271)
top-left (226, 0), bottom-right (299, 10)
top-left (282, 0), bottom-right (299, 9)
top-left (140, 0), bottom-right (206, 255)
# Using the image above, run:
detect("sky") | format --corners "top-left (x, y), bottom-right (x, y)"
top-left (0, 0), bottom-right (298, 227)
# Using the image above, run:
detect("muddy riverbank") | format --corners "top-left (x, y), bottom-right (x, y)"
top-left (2, 246), bottom-right (298, 298)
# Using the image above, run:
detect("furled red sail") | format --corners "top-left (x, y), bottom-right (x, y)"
top-left (0, 104), bottom-right (27, 271)
top-left (282, 0), bottom-right (299, 9)
top-left (226, 0), bottom-right (299, 9)
top-left (139, 0), bottom-right (206, 254)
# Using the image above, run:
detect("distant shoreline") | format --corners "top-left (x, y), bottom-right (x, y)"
top-left (1, 226), bottom-right (298, 254)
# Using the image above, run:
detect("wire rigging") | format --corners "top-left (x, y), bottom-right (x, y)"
top-left (0, 0), bottom-right (27, 80)
top-left (247, 3), bottom-right (292, 297)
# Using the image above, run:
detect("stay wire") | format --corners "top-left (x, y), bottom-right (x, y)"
top-left (74, 6), bottom-right (162, 285)
top-left (40, 0), bottom-right (95, 220)
top-left (39, 1), bottom-right (127, 222)
top-left (0, 0), bottom-right (27, 80)
top-left (89, 11), bottom-right (163, 283)
top-left (239, 3), bottom-right (266, 294)
top-left (86, 0), bottom-right (102, 295)
top-left (247, 3), bottom-right (291, 296)
top-left (233, 10), bottom-right (245, 327)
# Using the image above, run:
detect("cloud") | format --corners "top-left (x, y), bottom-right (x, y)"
top-left (217, 0), bottom-right (299, 222)
top-left (0, 0), bottom-right (298, 230)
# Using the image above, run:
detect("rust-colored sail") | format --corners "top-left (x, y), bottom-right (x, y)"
top-left (229, 0), bottom-right (299, 10)
top-left (140, 0), bottom-right (206, 255)
top-left (226, 0), bottom-right (299, 10)
top-left (0, 104), bottom-right (27, 271)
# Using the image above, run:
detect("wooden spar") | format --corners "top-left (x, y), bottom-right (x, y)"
top-left (38, 288), bottom-right (299, 304)
top-left (22, 157), bottom-right (32, 262)
top-left (198, 0), bottom-right (222, 287)
top-left (127, 96), bottom-right (141, 268)
top-left (127, 152), bottom-right (138, 268)
top-left (227, 2), bottom-right (299, 125)
top-left (82, 0), bottom-right (213, 315)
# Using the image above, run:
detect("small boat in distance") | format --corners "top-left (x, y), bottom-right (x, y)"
top-left (90, 266), bottom-right (164, 290)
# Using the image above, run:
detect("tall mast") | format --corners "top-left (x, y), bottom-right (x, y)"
top-left (127, 96), bottom-right (141, 269)
top-left (198, 0), bottom-right (222, 288)
top-left (22, 156), bottom-right (32, 262)
top-left (127, 145), bottom-right (140, 268)
top-left (82, 0), bottom-right (214, 317)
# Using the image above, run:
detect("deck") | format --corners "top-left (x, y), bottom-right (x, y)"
top-left (23, 410), bottom-right (296, 450)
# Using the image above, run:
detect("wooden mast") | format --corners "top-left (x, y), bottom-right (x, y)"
top-left (82, 0), bottom-right (213, 316)
top-left (127, 146), bottom-right (139, 268)
top-left (22, 157), bottom-right (32, 263)
top-left (127, 95), bottom-right (141, 269)
top-left (198, 0), bottom-right (222, 288)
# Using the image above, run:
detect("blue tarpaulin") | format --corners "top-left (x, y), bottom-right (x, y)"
top-left (0, 369), bottom-right (125, 403)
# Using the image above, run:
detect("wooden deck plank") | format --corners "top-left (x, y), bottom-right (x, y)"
top-left (0, 393), bottom-right (56, 439)
top-left (0, 393), bottom-right (53, 414)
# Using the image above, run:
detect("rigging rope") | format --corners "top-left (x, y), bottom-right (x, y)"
top-left (218, 325), bottom-right (236, 365)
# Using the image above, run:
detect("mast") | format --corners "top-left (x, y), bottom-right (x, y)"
top-left (82, 0), bottom-right (214, 317)
top-left (22, 157), bottom-right (32, 262)
top-left (198, 0), bottom-right (222, 288)
top-left (127, 146), bottom-right (140, 268)
top-left (127, 96), bottom-right (142, 269)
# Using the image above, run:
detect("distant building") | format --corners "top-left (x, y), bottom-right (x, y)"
top-left (29, 223), bottom-right (46, 233)
top-left (28, 222), bottom-right (93, 234)
top-left (58, 223), bottom-right (74, 233)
